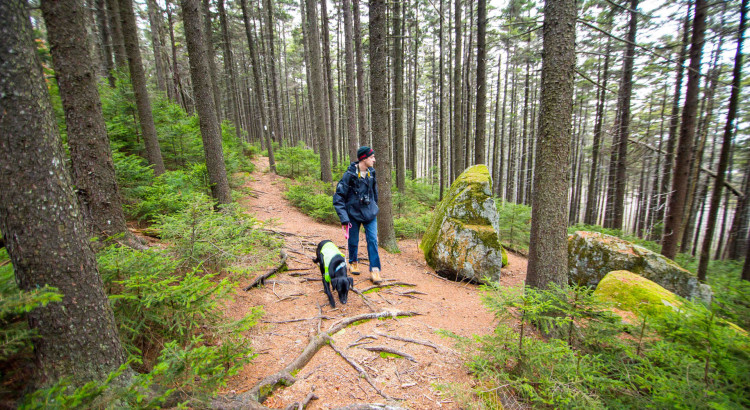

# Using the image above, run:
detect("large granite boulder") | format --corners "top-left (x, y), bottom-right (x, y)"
top-left (594, 270), bottom-right (682, 318)
top-left (568, 231), bottom-right (711, 302)
top-left (419, 165), bottom-right (506, 282)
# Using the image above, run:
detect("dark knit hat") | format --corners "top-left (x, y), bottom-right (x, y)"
top-left (357, 146), bottom-right (375, 161)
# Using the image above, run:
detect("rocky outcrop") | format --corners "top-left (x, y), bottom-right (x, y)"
top-left (568, 231), bottom-right (711, 302)
top-left (419, 165), bottom-right (506, 282)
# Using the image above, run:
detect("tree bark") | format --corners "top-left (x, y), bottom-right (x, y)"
top-left (370, 0), bottom-right (399, 252)
top-left (119, 0), bottom-right (166, 175)
top-left (42, 0), bottom-right (140, 246)
top-left (526, 0), bottom-right (576, 289)
top-left (306, 0), bottom-right (332, 182)
top-left (661, 0), bottom-right (707, 260)
top-left (697, 0), bottom-right (746, 282)
top-left (0, 0), bottom-right (129, 385)
top-left (181, 0), bottom-right (232, 204)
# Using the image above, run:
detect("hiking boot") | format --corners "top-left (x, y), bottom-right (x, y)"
top-left (349, 261), bottom-right (360, 275)
top-left (370, 268), bottom-right (382, 284)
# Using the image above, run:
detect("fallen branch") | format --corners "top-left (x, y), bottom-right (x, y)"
top-left (360, 346), bottom-right (417, 362)
top-left (374, 332), bottom-right (440, 352)
top-left (329, 342), bottom-right (393, 400)
top-left (244, 250), bottom-right (289, 290)
top-left (242, 311), bottom-right (419, 403)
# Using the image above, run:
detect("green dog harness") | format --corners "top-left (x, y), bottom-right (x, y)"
top-left (320, 241), bottom-right (345, 283)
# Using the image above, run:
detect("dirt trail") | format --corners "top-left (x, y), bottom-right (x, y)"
top-left (225, 157), bottom-right (527, 409)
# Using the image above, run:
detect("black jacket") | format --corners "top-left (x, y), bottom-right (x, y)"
top-left (332, 162), bottom-right (379, 224)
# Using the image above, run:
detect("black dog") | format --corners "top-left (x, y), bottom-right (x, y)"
top-left (312, 240), bottom-right (354, 307)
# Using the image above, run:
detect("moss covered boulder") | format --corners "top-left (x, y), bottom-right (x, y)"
top-left (568, 231), bottom-right (711, 302)
top-left (419, 165), bottom-right (505, 282)
top-left (594, 270), bottom-right (682, 317)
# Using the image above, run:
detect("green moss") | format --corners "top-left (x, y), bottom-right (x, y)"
top-left (349, 319), bottom-right (372, 327)
top-left (594, 270), bottom-right (682, 317)
top-left (380, 352), bottom-right (404, 359)
top-left (501, 246), bottom-right (508, 267)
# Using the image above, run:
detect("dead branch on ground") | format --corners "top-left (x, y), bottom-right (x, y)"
top-left (284, 392), bottom-right (318, 410)
top-left (244, 250), bottom-right (289, 290)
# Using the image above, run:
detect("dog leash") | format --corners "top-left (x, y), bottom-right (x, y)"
top-left (342, 222), bottom-right (352, 261)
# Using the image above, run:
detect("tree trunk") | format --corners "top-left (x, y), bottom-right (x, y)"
top-left (306, 0), bottom-right (332, 182)
top-left (105, 0), bottom-right (127, 69)
top-left (393, 0), bottom-right (405, 192)
top-left (727, 170), bottom-right (750, 259)
top-left (320, 0), bottom-right (337, 165)
top-left (343, 0), bottom-right (358, 161)
top-left (661, 0), bottom-right (708, 260)
top-left (181, 0), bottom-right (232, 204)
top-left (584, 36), bottom-right (612, 225)
top-left (265, 0), bottom-right (285, 143)
top-left (526, 0), bottom-right (576, 290)
top-left (146, 0), bottom-right (168, 94)
top-left (452, 0), bottom-right (464, 180)
top-left (656, 4), bottom-right (692, 240)
top-left (370, 0), bottom-right (399, 252)
top-left (217, 0), bottom-right (242, 140)
top-left (96, 0), bottom-right (116, 86)
top-left (697, 0), bottom-right (746, 281)
top-left (439, 0), bottom-right (446, 198)
top-left (201, 0), bottom-right (223, 124)
top-left (409, 5), bottom-right (419, 178)
top-left (474, 0), bottom-right (487, 165)
top-left (119, 0), bottom-right (166, 175)
top-left (353, 0), bottom-right (369, 146)
top-left (239, 0), bottom-right (276, 172)
top-left (612, 0), bottom-right (639, 230)
top-left (0, 0), bottom-right (129, 385)
top-left (42, 0), bottom-right (139, 247)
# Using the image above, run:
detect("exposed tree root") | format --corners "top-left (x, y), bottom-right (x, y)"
top-left (244, 250), bottom-right (289, 290)
top-left (360, 282), bottom-right (416, 294)
top-left (284, 392), bottom-right (318, 410)
top-left (241, 311), bottom-right (419, 403)
top-left (329, 342), bottom-right (393, 400)
top-left (352, 288), bottom-right (378, 312)
top-left (359, 346), bottom-right (417, 362)
top-left (373, 332), bottom-right (439, 352)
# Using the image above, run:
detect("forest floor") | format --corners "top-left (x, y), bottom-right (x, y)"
top-left (224, 156), bottom-right (528, 409)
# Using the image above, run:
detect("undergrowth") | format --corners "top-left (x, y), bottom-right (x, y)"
top-left (449, 283), bottom-right (750, 408)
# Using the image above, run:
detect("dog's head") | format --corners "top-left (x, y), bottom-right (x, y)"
top-left (331, 272), bottom-right (354, 304)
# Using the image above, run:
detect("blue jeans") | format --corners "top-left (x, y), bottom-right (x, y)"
top-left (347, 218), bottom-right (381, 271)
